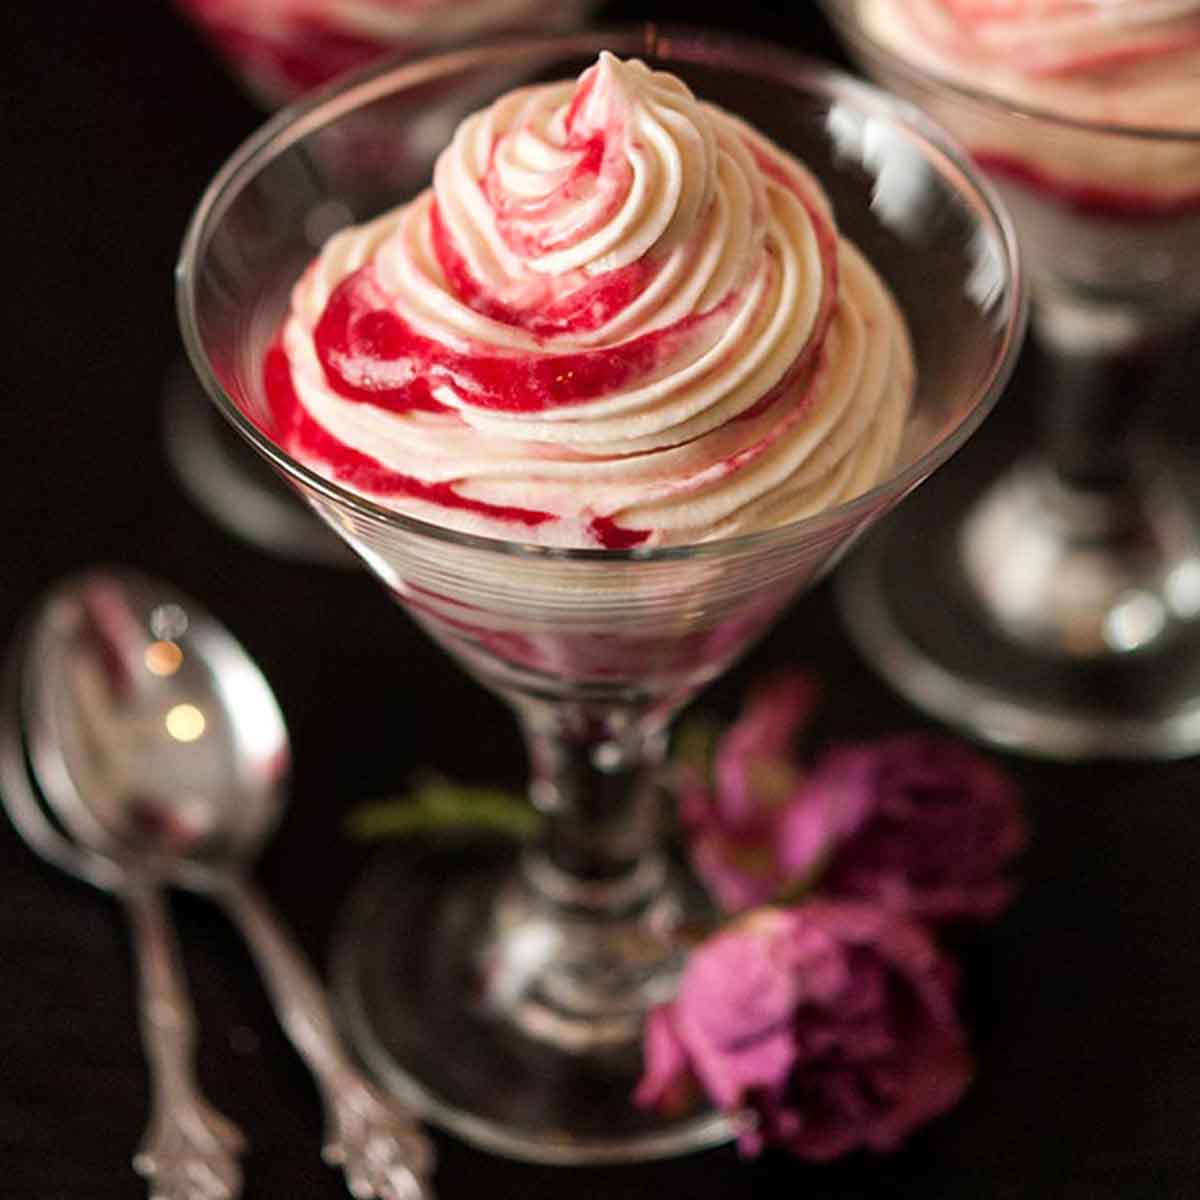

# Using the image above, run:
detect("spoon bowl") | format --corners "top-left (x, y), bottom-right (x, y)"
top-left (20, 568), bottom-right (288, 885)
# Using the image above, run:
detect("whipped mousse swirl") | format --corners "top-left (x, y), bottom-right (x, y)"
top-left (268, 53), bottom-right (914, 548)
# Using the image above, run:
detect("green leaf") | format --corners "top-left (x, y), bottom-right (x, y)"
top-left (345, 774), bottom-right (539, 841)
top-left (673, 714), bottom-right (722, 775)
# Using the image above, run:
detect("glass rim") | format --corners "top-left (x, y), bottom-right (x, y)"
top-left (176, 23), bottom-right (1027, 566)
top-left (822, 0), bottom-right (1200, 145)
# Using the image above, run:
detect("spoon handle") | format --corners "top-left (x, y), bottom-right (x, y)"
top-left (123, 878), bottom-right (246, 1200)
top-left (220, 877), bottom-right (435, 1200)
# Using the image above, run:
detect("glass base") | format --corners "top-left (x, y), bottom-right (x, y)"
top-left (162, 362), bottom-right (355, 567)
top-left (836, 461), bottom-right (1200, 761)
top-left (959, 458), bottom-right (1200, 659)
top-left (331, 837), bottom-right (736, 1165)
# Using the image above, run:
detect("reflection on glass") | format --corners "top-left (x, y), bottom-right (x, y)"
top-left (144, 641), bottom-right (184, 677)
top-left (165, 704), bottom-right (207, 743)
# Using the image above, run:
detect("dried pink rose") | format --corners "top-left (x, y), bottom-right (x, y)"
top-left (679, 672), bottom-right (818, 912)
top-left (636, 901), bottom-right (972, 1159)
top-left (781, 735), bottom-right (1026, 922)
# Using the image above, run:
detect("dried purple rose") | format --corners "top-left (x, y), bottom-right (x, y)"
top-left (679, 672), bottom-right (818, 912)
top-left (781, 735), bottom-right (1026, 922)
top-left (636, 901), bottom-right (972, 1159)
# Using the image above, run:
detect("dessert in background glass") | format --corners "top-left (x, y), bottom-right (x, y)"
top-left (167, 0), bottom-right (596, 564)
top-left (177, 28), bottom-right (1023, 1163)
top-left (176, 0), bottom-right (596, 107)
top-left (825, 0), bottom-right (1200, 759)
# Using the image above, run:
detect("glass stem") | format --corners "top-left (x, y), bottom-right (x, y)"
top-left (960, 297), bottom-right (1200, 658)
top-left (516, 697), bottom-right (670, 909)
top-left (1034, 299), bottom-right (1180, 491)
top-left (485, 695), bottom-right (687, 1050)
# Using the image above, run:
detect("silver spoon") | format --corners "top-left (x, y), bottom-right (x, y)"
top-left (0, 578), bottom-right (247, 1200)
top-left (7, 568), bottom-right (434, 1200)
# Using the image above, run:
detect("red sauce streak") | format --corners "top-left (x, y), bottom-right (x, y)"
top-left (749, 141), bottom-right (841, 389)
top-left (314, 265), bottom-right (727, 415)
top-left (589, 516), bottom-right (651, 549)
top-left (313, 270), bottom-right (451, 414)
top-left (482, 57), bottom-right (634, 260)
top-left (563, 61), bottom-right (600, 134)
top-left (698, 349), bottom-right (830, 491)
top-left (482, 134), bottom-right (616, 250)
top-left (431, 202), bottom-right (661, 337)
top-left (482, 120), bottom-right (631, 261)
top-left (975, 150), bottom-right (1200, 223)
top-left (263, 337), bottom-right (553, 528)
top-left (730, 350), bottom-right (817, 426)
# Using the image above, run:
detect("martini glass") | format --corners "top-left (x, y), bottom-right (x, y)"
top-left (177, 28), bottom-right (1025, 1163)
top-left (825, 0), bottom-right (1200, 759)
top-left (167, 0), bottom-right (597, 565)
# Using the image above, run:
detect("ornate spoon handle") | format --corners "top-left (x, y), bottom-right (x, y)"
top-left (124, 878), bottom-right (246, 1200)
top-left (219, 876), bottom-right (434, 1200)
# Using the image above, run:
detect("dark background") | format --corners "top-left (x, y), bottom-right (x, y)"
top-left (4, 2), bottom-right (1200, 1196)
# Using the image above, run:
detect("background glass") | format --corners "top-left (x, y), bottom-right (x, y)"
top-left (826, 0), bottom-right (1200, 759)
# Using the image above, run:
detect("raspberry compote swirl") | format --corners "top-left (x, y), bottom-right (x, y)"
top-left (265, 52), bottom-right (914, 550)
top-left (864, 0), bottom-right (1200, 216)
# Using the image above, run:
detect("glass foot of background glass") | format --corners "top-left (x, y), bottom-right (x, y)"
top-left (958, 458), bottom-right (1200, 661)
top-left (331, 836), bottom-right (736, 1165)
top-left (836, 459), bottom-right (1200, 761)
top-left (162, 362), bottom-right (355, 567)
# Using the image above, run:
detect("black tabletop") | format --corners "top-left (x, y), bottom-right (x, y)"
top-left (5, 3), bottom-right (1200, 1197)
